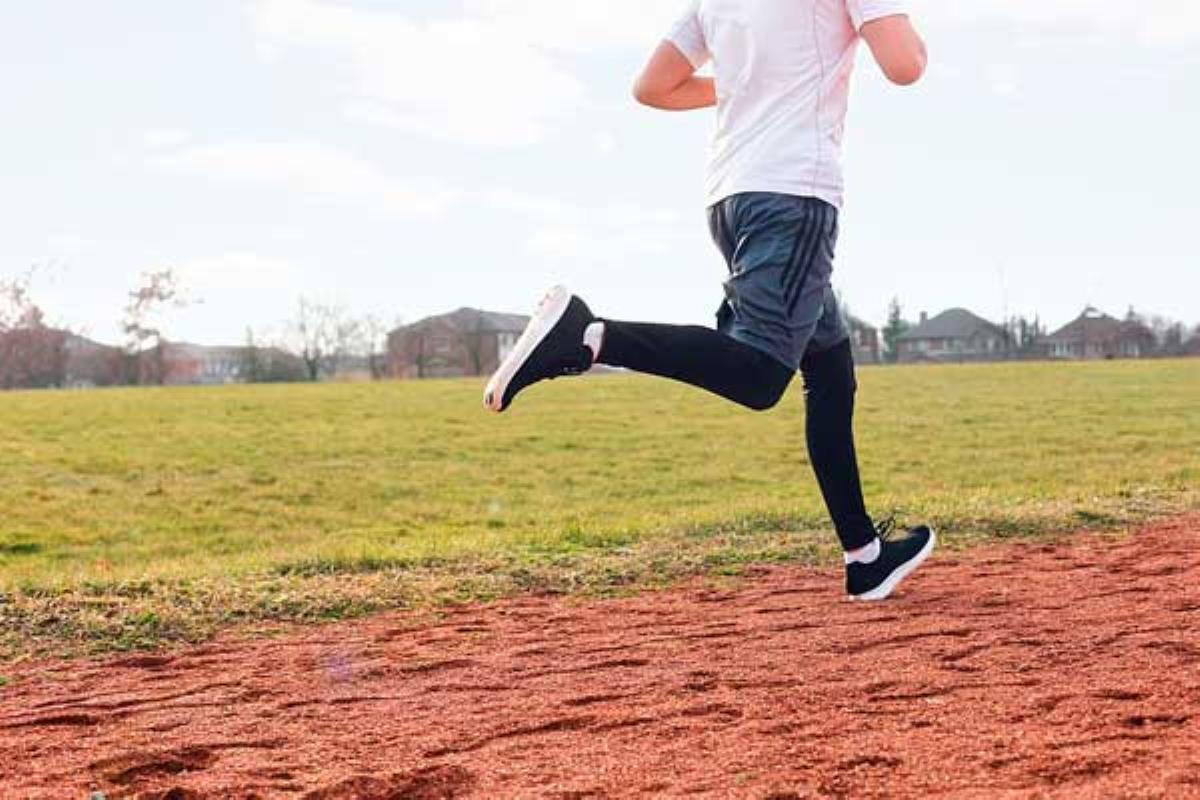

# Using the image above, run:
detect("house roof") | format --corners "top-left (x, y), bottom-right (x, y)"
top-left (396, 307), bottom-right (530, 335)
top-left (896, 308), bottom-right (1004, 341)
top-left (63, 333), bottom-right (117, 353)
top-left (1043, 307), bottom-right (1154, 344)
top-left (162, 341), bottom-right (245, 359)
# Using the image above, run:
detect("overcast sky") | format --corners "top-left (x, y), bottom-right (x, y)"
top-left (3, 0), bottom-right (1198, 345)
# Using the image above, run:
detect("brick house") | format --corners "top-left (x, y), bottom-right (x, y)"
top-left (847, 314), bottom-right (881, 365)
top-left (388, 308), bottom-right (528, 379)
top-left (895, 308), bottom-right (1008, 363)
top-left (1040, 307), bottom-right (1157, 360)
top-left (158, 343), bottom-right (245, 385)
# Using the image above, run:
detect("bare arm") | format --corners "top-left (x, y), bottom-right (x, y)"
top-left (860, 15), bottom-right (927, 86)
top-left (633, 41), bottom-right (716, 111)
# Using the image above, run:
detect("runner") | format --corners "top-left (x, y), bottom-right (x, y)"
top-left (485, 0), bottom-right (934, 601)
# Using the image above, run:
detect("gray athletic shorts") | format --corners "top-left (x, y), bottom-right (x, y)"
top-left (707, 192), bottom-right (850, 371)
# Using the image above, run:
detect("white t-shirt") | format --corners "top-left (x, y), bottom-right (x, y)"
top-left (667, 0), bottom-right (908, 209)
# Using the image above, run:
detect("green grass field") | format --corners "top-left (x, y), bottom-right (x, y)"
top-left (1, 359), bottom-right (1198, 659)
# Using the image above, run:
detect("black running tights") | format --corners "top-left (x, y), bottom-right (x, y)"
top-left (597, 320), bottom-right (875, 551)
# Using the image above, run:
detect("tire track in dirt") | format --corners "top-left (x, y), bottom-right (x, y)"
top-left (2, 515), bottom-right (1199, 798)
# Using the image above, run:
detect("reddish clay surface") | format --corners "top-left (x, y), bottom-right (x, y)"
top-left (3, 516), bottom-right (1199, 799)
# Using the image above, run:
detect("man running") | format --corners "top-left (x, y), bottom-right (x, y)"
top-left (484, 0), bottom-right (933, 601)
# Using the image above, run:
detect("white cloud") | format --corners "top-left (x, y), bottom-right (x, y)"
top-left (463, 0), bottom-right (682, 53)
top-left (252, 0), bottom-right (586, 147)
top-left (459, 186), bottom-right (688, 269)
top-left (148, 138), bottom-right (682, 276)
top-left (915, 0), bottom-right (1200, 46)
top-left (142, 128), bottom-right (191, 148)
top-left (178, 252), bottom-right (298, 294)
top-left (249, 0), bottom-right (1200, 154)
top-left (150, 141), bottom-right (460, 217)
top-left (524, 222), bottom-right (674, 267)
top-left (508, 197), bottom-right (685, 267)
top-left (47, 232), bottom-right (88, 259)
top-left (593, 131), bottom-right (618, 156)
top-left (986, 63), bottom-right (1020, 98)
top-left (482, 187), bottom-right (679, 226)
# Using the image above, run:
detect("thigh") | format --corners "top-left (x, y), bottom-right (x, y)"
top-left (796, 214), bottom-right (854, 357)
top-left (807, 286), bottom-right (853, 356)
top-left (715, 194), bottom-right (841, 369)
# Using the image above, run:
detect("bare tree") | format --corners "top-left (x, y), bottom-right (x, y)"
top-left (360, 314), bottom-right (396, 380)
top-left (239, 325), bottom-right (308, 383)
top-left (291, 297), bottom-right (328, 381)
top-left (0, 267), bottom-right (70, 389)
top-left (331, 312), bottom-right (363, 378)
top-left (1161, 322), bottom-right (1186, 357)
top-left (240, 326), bottom-right (264, 383)
top-left (1128, 309), bottom-right (1187, 357)
top-left (121, 269), bottom-right (190, 385)
top-left (1004, 315), bottom-right (1045, 358)
top-left (289, 297), bottom-right (364, 380)
top-left (411, 331), bottom-right (433, 379)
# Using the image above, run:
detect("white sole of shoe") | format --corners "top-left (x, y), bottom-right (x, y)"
top-left (849, 528), bottom-right (937, 602)
top-left (483, 285), bottom-right (572, 413)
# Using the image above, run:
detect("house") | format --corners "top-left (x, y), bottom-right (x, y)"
top-left (1040, 307), bottom-right (1157, 360)
top-left (159, 343), bottom-right (246, 385)
top-left (895, 308), bottom-right (1008, 363)
top-left (388, 308), bottom-right (528, 379)
top-left (0, 326), bottom-right (70, 389)
top-left (158, 342), bottom-right (306, 385)
top-left (64, 334), bottom-right (124, 387)
top-left (846, 314), bottom-right (881, 365)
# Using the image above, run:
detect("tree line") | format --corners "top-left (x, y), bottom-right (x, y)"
top-left (879, 298), bottom-right (1199, 364)
top-left (0, 267), bottom-right (396, 390)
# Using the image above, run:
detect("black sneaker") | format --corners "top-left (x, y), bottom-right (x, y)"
top-left (484, 286), bottom-right (595, 413)
top-left (846, 519), bottom-right (936, 601)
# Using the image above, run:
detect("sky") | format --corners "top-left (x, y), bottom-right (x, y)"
top-left (3, 0), bottom-right (1198, 346)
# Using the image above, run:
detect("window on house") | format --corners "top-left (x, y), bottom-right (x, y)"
top-left (496, 333), bottom-right (517, 360)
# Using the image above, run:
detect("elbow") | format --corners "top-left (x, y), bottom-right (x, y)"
top-left (884, 56), bottom-right (926, 86)
top-left (884, 43), bottom-right (927, 86)
top-left (883, 60), bottom-right (926, 86)
top-left (632, 79), bottom-right (661, 108)
top-left (888, 45), bottom-right (921, 86)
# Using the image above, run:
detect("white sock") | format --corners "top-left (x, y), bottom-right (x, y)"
top-left (845, 537), bottom-right (881, 566)
top-left (583, 321), bottom-right (605, 364)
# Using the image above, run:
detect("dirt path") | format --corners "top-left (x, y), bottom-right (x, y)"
top-left (3, 516), bottom-right (1199, 799)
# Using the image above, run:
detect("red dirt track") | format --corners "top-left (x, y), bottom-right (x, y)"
top-left (3, 516), bottom-right (1200, 798)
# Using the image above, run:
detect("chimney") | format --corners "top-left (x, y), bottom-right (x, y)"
top-left (919, 311), bottom-right (928, 325)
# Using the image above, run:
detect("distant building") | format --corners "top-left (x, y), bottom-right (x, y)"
top-left (160, 343), bottom-right (245, 385)
top-left (156, 342), bottom-right (306, 385)
top-left (0, 326), bottom-right (71, 389)
top-left (847, 314), bottom-right (881, 364)
top-left (64, 334), bottom-right (124, 387)
top-left (1040, 307), bottom-right (1157, 360)
top-left (1186, 330), bottom-right (1200, 358)
top-left (388, 308), bottom-right (528, 379)
top-left (895, 308), bottom-right (1008, 363)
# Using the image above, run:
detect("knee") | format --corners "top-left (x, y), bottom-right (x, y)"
top-left (746, 362), bottom-right (794, 411)
top-left (746, 387), bottom-right (785, 412)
